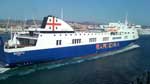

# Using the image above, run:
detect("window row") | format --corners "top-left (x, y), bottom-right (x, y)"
top-left (89, 38), bottom-right (96, 42)
top-left (53, 33), bottom-right (100, 37)
top-left (72, 39), bottom-right (81, 44)
top-left (112, 37), bottom-right (122, 40)
top-left (110, 32), bottom-right (134, 35)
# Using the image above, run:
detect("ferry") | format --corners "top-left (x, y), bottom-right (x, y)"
top-left (0, 15), bottom-right (139, 67)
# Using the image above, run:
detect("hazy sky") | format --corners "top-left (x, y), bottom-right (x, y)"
top-left (0, 0), bottom-right (150, 25)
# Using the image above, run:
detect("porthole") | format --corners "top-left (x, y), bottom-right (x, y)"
top-left (49, 19), bottom-right (51, 22)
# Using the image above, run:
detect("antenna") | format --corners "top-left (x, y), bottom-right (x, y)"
top-left (32, 16), bottom-right (38, 27)
top-left (14, 17), bottom-right (17, 31)
top-left (61, 8), bottom-right (63, 20)
top-left (23, 18), bottom-right (27, 31)
top-left (10, 26), bottom-right (13, 41)
top-left (125, 13), bottom-right (128, 26)
top-left (6, 17), bottom-right (10, 32)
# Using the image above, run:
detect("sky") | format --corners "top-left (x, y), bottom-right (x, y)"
top-left (0, 0), bottom-right (150, 25)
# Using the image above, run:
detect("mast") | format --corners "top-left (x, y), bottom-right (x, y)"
top-left (61, 8), bottom-right (63, 20)
top-left (125, 13), bottom-right (128, 26)
top-left (10, 26), bottom-right (13, 41)
top-left (6, 17), bottom-right (10, 32)
top-left (33, 16), bottom-right (38, 27)
top-left (23, 18), bottom-right (27, 31)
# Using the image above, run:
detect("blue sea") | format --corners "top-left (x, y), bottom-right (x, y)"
top-left (0, 34), bottom-right (150, 84)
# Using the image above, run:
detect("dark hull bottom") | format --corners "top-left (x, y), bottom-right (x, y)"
top-left (1, 40), bottom-right (136, 67)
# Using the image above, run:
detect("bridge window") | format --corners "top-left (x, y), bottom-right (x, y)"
top-left (110, 32), bottom-right (117, 35)
top-left (17, 38), bottom-right (37, 47)
top-left (118, 32), bottom-right (121, 35)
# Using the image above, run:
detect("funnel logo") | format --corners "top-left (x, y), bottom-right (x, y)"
top-left (46, 17), bottom-right (61, 31)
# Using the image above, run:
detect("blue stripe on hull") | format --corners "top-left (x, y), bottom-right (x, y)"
top-left (3, 40), bottom-right (135, 67)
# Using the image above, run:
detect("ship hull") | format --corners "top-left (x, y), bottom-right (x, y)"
top-left (0, 40), bottom-right (136, 67)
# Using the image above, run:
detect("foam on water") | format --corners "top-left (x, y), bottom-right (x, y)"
top-left (0, 68), bottom-right (10, 74)
top-left (0, 44), bottom-right (139, 80)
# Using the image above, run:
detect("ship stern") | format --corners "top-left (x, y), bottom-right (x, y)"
top-left (0, 37), bottom-right (9, 67)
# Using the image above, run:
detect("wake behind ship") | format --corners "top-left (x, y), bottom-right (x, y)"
top-left (0, 15), bottom-right (139, 67)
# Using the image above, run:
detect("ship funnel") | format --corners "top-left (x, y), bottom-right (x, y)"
top-left (41, 15), bottom-right (74, 32)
